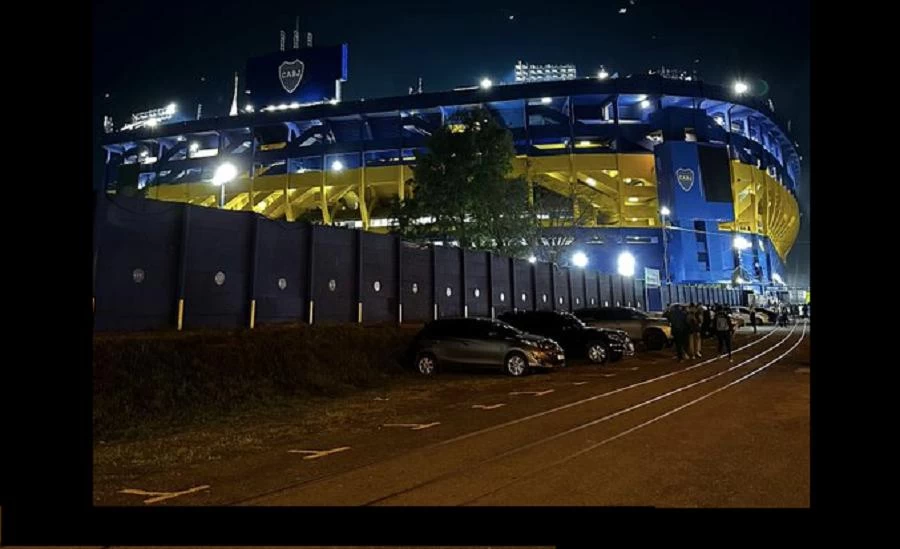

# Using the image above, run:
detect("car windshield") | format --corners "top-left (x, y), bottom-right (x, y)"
top-left (493, 320), bottom-right (523, 336)
top-left (564, 315), bottom-right (586, 329)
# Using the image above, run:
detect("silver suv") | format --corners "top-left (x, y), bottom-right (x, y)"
top-left (574, 307), bottom-right (673, 350)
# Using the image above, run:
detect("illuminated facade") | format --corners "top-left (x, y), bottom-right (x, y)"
top-left (514, 61), bottom-right (577, 82)
top-left (100, 75), bottom-right (801, 287)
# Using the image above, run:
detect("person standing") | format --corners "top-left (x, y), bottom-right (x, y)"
top-left (714, 306), bottom-right (734, 361)
top-left (667, 304), bottom-right (689, 362)
top-left (689, 304), bottom-right (703, 359)
top-left (749, 305), bottom-right (758, 334)
top-left (702, 304), bottom-right (713, 339)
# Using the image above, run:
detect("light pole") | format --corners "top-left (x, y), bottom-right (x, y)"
top-left (660, 206), bottom-right (671, 284)
top-left (212, 162), bottom-right (238, 208)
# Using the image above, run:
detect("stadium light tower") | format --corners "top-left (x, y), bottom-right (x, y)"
top-left (733, 81), bottom-right (749, 95)
top-left (212, 162), bottom-right (238, 208)
top-left (480, 78), bottom-right (493, 89)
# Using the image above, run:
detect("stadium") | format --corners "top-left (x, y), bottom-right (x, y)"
top-left (99, 40), bottom-right (802, 293)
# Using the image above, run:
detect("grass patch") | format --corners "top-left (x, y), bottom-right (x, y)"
top-left (93, 323), bottom-right (420, 442)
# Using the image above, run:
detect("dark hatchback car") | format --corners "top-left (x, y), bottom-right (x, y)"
top-left (411, 317), bottom-right (566, 377)
top-left (498, 310), bottom-right (634, 364)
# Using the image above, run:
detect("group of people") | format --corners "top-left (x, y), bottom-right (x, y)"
top-left (770, 302), bottom-right (808, 327)
top-left (665, 303), bottom-right (736, 362)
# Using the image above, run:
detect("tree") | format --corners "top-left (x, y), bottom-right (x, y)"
top-left (393, 108), bottom-right (534, 255)
top-left (530, 176), bottom-right (600, 265)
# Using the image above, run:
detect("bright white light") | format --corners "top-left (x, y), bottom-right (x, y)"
top-left (583, 177), bottom-right (597, 187)
top-left (734, 81), bottom-right (749, 95)
top-left (245, 104), bottom-right (254, 113)
top-left (256, 201), bottom-right (267, 210)
top-left (733, 235), bottom-right (752, 250)
top-left (640, 99), bottom-right (651, 109)
top-left (597, 69), bottom-right (609, 79)
top-left (289, 102), bottom-right (300, 109)
top-left (628, 196), bottom-right (639, 203)
top-left (277, 104), bottom-right (288, 110)
top-left (619, 7), bottom-right (627, 13)
top-left (541, 97), bottom-right (552, 104)
top-left (617, 251), bottom-right (636, 277)
top-left (480, 78), bottom-right (493, 89)
top-left (772, 272), bottom-right (784, 284)
top-left (528, 255), bottom-right (537, 263)
top-left (331, 160), bottom-right (344, 172)
top-left (579, 140), bottom-right (592, 146)
top-left (329, 98), bottom-right (339, 105)
top-left (572, 251), bottom-right (589, 268)
top-left (212, 162), bottom-right (238, 186)
top-left (735, 276), bottom-right (747, 284)
top-left (636, 94), bottom-right (647, 101)
top-left (758, 240), bottom-right (765, 251)
top-left (189, 142), bottom-right (199, 153)
top-left (660, 206), bottom-right (671, 216)
top-left (166, 103), bottom-right (177, 115)
top-left (146, 118), bottom-right (159, 127)
top-left (139, 150), bottom-right (148, 158)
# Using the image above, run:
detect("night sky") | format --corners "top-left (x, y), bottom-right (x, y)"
top-left (93, 0), bottom-right (809, 284)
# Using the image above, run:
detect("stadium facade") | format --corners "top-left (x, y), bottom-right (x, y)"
top-left (99, 45), bottom-right (802, 290)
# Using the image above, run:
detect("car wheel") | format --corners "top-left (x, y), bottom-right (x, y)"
top-left (415, 353), bottom-right (438, 376)
top-left (586, 342), bottom-right (608, 364)
top-left (504, 352), bottom-right (529, 377)
top-left (644, 329), bottom-right (666, 351)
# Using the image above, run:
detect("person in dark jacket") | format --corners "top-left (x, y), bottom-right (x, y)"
top-left (702, 305), bottom-right (713, 338)
top-left (666, 304), bottom-right (689, 362)
top-left (714, 306), bottom-right (735, 361)
top-left (749, 305), bottom-right (758, 334)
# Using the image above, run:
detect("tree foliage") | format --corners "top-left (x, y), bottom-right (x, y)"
top-left (392, 108), bottom-right (534, 256)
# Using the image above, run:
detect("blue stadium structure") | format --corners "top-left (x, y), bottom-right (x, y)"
top-left (99, 46), bottom-right (802, 292)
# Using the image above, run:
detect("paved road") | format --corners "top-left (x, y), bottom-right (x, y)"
top-left (96, 323), bottom-right (809, 507)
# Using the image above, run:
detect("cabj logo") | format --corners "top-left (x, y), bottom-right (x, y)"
top-left (279, 60), bottom-right (305, 93)
top-left (676, 168), bottom-right (695, 192)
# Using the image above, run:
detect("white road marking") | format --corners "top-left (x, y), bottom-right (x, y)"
top-left (509, 389), bottom-right (555, 397)
top-left (795, 367), bottom-right (810, 374)
top-left (119, 485), bottom-right (210, 504)
top-left (435, 325), bottom-right (785, 448)
top-left (374, 397), bottom-right (390, 401)
top-left (460, 322), bottom-right (809, 505)
top-left (472, 404), bottom-right (507, 410)
top-left (383, 422), bottom-right (441, 430)
top-left (572, 381), bottom-right (589, 386)
top-left (287, 446), bottom-right (351, 460)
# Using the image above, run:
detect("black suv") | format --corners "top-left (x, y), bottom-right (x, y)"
top-left (498, 310), bottom-right (634, 364)
top-left (411, 317), bottom-right (565, 377)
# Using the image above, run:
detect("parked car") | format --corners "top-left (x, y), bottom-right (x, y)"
top-left (573, 307), bottom-right (673, 350)
top-left (411, 317), bottom-right (565, 377)
top-left (728, 308), bottom-right (750, 327)
top-left (498, 310), bottom-right (634, 364)
top-left (755, 307), bottom-right (779, 324)
top-left (736, 306), bottom-right (770, 325)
